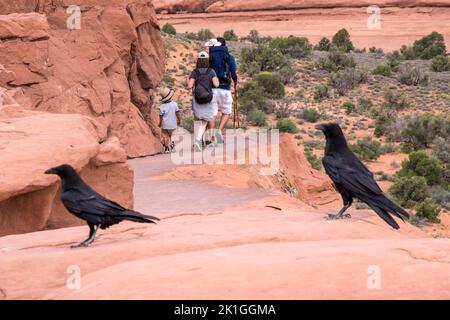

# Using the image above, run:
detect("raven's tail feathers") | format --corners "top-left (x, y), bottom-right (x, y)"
top-left (366, 195), bottom-right (410, 229)
top-left (122, 210), bottom-right (160, 224)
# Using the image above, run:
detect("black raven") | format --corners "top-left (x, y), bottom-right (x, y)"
top-left (315, 123), bottom-right (410, 229)
top-left (45, 164), bottom-right (160, 247)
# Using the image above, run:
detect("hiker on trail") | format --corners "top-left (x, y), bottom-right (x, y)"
top-left (207, 37), bottom-right (238, 144)
top-left (188, 51), bottom-right (220, 152)
top-left (158, 87), bottom-right (180, 153)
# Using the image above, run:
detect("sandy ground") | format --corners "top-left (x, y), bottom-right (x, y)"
top-left (159, 7), bottom-right (450, 51)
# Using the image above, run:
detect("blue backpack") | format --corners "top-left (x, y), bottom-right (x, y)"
top-left (210, 46), bottom-right (231, 84)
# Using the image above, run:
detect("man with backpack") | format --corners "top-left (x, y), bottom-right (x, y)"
top-left (208, 37), bottom-right (238, 143)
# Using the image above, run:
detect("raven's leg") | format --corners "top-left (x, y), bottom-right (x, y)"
top-left (327, 191), bottom-right (353, 220)
top-left (71, 223), bottom-right (99, 248)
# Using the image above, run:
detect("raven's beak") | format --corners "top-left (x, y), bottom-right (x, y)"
top-left (315, 124), bottom-right (326, 131)
top-left (45, 168), bottom-right (57, 175)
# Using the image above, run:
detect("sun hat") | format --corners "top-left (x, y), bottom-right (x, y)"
top-left (204, 38), bottom-right (221, 47)
top-left (198, 51), bottom-right (209, 59)
top-left (159, 87), bottom-right (175, 103)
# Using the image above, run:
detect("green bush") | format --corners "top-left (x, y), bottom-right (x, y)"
top-left (350, 137), bottom-right (381, 161)
top-left (400, 114), bottom-right (447, 152)
top-left (240, 45), bottom-right (288, 75)
top-left (163, 74), bottom-right (175, 86)
top-left (372, 64), bottom-right (392, 76)
top-left (162, 23), bottom-right (177, 35)
top-left (223, 29), bottom-right (238, 41)
top-left (278, 65), bottom-right (296, 84)
top-left (389, 176), bottom-right (429, 207)
top-left (270, 36), bottom-right (312, 58)
top-left (196, 29), bottom-right (215, 41)
top-left (247, 109), bottom-right (267, 127)
top-left (305, 149), bottom-right (322, 170)
top-left (313, 84), bottom-right (329, 102)
top-left (398, 64), bottom-right (429, 86)
top-left (397, 150), bottom-right (444, 186)
top-left (382, 89), bottom-right (410, 110)
top-left (253, 72), bottom-right (285, 99)
top-left (300, 108), bottom-right (321, 123)
top-left (316, 51), bottom-right (355, 72)
top-left (430, 185), bottom-right (450, 210)
top-left (247, 30), bottom-right (260, 43)
top-left (412, 31), bottom-right (446, 59)
top-left (374, 114), bottom-right (394, 137)
top-left (357, 95), bottom-right (373, 112)
top-left (332, 28), bottom-right (354, 52)
top-left (415, 198), bottom-right (441, 223)
top-left (315, 37), bottom-right (331, 51)
top-left (386, 51), bottom-right (403, 71)
top-left (433, 136), bottom-right (450, 166)
top-left (430, 55), bottom-right (450, 72)
top-left (185, 32), bottom-right (198, 40)
top-left (328, 68), bottom-right (367, 96)
top-left (239, 85), bottom-right (270, 115)
top-left (400, 45), bottom-right (416, 60)
top-left (277, 118), bottom-right (299, 133)
top-left (342, 101), bottom-right (356, 115)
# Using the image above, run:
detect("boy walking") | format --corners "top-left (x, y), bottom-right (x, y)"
top-left (158, 87), bottom-right (180, 153)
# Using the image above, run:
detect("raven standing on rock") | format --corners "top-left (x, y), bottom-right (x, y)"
top-left (315, 123), bottom-right (410, 229)
top-left (45, 164), bottom-right (160, 248)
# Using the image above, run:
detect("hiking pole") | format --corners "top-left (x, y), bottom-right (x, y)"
top-left (233, 82), bottom-right (239, 129)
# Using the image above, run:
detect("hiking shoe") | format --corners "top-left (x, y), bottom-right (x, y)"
top-left (215, 131), bottom-right (224, 144)
top-left (193, 140), bottom-right (202, 152)
top-left (206, 141), bottom-right (218, 149)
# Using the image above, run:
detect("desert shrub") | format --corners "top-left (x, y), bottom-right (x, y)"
top-left (350, 137), bottom-right (381, 161)
top-left (369, 47), bottom-right (383, 54)
top-left (223, 29), bottom-right (238, 41)
top-left (305, 149), bottom-right (322, 170)
top-left (342, 101), bottom-right (356, 115)
top-left (386, 51), bottom-right (403, 71)
top-left (270, 36), bottom-right (312, 58)
top-left (277, 118), bottom-right (299, 133)
top-left (412, 31), bottom-right (446, 59)
top-left (430, 186), bottom-right (450, 210)
top-left (181, 116), bottom-right (194, 133)
top-left (162, 23), bottom-right (176, 35)
top-left (372, 64), bottom-right (392, 76)
top-left (240, 45), bottom-right (288, 74)
top-left (196, 29), bottom-right (215, 41)
top-left (247, 30), bottom-right (260, 43)
top-left (400, 45), bottom-right (416, 60)
top-left (389, 176), bottom-right (429, 207)
top-left (397, 150), bottom-right (443, 186)
top-left (316, 51), bottom-right (355, 72)
top-left (433, 136), bottom-right (450, 165)
top-left (278, 65), bottom-right (296, 85)
top-left (300, 108), bottom-right (321, 123)
top-left (328, 68), bottom-right (367, 96)
top-left (315, 37), bottom-right (331, 51)
top-left (163, 74), bottom-right (175, 86)
top-left (380, 143), bottom-right (397, 154)
top-left (382, 89), bottom-right (410, 110)
top-left (374, 114), bottom-right (394, 137)
top-left (357, 95), bottom-right (373, 112)
top-left (332, 28), bottom-right (354, 52)
top-left (254, 72), bottom-right (285, 99)
top-left (185, 32), bottom-right (198, 40)
top-left (415, 198), bottom-right (441, 223)
top-left (247, 109), bottom-right (267, 127)
top-left (398, 64), bottom-right (429, 86)
top-left (430, 55), bottom-right (450, 72)
top-left (313, 84), bottom-right (329, 101)
top-left (239, 82), bottom-right (270, 115)
top-left (400, 114), bottom-right (447, 152)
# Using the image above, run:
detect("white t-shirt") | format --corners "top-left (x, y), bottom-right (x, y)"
top-left (159, 101), bottom-right (179, 130)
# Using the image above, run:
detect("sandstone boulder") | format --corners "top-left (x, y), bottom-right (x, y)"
top-left (0, 1), bottom-right (165, 158)
top-left (0, 104), bottom-right (133, 236)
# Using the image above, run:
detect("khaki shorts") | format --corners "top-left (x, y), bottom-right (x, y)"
top-left (213, 88), bottom-right (233, 115)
